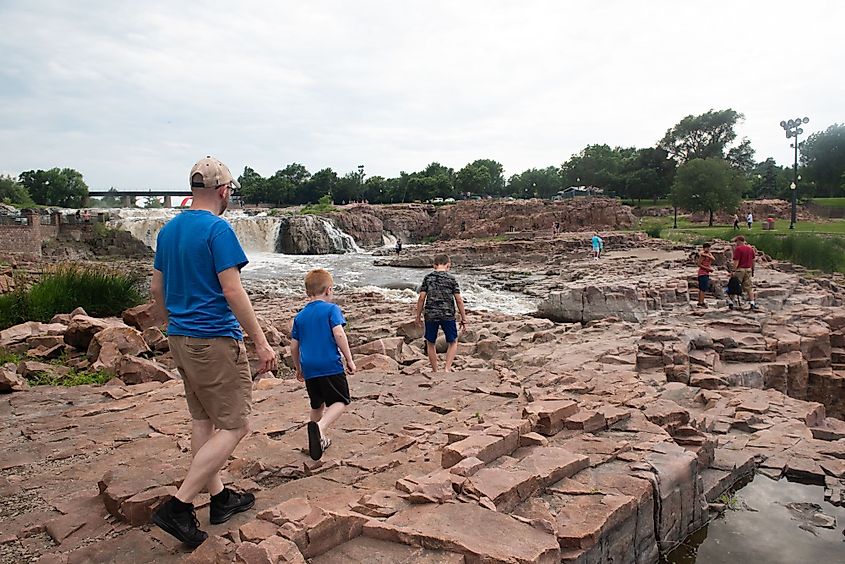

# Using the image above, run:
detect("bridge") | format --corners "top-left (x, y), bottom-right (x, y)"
top-left (85, 190), bottom-right (193, 208)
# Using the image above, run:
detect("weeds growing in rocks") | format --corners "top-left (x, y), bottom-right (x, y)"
top-left (301, 194), bottom-right (337, 215)
top-left (0, 264), bottom-right (143, 329)
top-left (25, 368), bottom-right (113, 387)
top-left (0, 350), bottom-right (23, 365)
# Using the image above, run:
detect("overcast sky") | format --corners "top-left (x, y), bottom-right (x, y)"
top-left (1, 0), bottom-right (842, 190)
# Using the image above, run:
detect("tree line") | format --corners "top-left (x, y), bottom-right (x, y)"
top-left (1, 115), bottom-right (843, 212)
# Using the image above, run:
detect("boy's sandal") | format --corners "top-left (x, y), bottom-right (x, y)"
top-left (308, 422), bottom-right (322, 461)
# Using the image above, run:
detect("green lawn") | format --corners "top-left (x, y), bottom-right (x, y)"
top-left (636, 216), bottom-right (845, 235)
top-left (810, 198), bottom-right (845, 209)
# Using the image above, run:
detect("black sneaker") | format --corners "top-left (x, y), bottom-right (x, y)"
top-left (209, 487), bottom-right (255, 525)
top-left (308, 421), bottom-right (323, 461)
top-left (152, 498), bottom-right (208, 548)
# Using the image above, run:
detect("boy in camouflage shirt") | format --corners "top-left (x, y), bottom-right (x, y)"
top-left (414, 254), bottom-right (468, 372)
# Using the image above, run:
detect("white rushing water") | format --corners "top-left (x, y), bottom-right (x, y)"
top-left (108, 209), bottom-right (537, 316)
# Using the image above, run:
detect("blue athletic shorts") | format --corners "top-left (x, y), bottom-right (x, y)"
top-left (425, 319), bottom-right (458, 343)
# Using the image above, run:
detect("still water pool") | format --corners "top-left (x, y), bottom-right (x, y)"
top-left (664, 475), bottom-right (844, 564)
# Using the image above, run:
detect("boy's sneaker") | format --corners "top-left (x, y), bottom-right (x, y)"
top-left (308, 421), bottom-right (323, 460)
top-left (152, 497), bottom-right (208, 548)
top-left (320, 436), bottom-right (332, 453)
top-left (750, 303), bottom-right (758, 311)
top-left (209, 487), bottom-right (255, 525)
top-left (727, 302), bottom-right (734, 310)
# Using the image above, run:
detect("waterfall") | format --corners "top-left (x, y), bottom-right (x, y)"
top-left (382, 231), bottom-right (398, 248)
top-left (109, 209), bottom-right (281, 253)
top-left (109, 209), bottom-right (362, 255)
top-left (319, 218), bottom-right (362, 253)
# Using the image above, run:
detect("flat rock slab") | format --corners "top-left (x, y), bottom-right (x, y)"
top-left (372, 503), bottom-right (560, 564)
top-left (310, 535), bottom-right (465, 564)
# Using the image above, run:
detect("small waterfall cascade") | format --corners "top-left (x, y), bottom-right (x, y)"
top-left (320, 218), bottom-right (362, 253)
top-left (382, 231), bottom-right (398, 248)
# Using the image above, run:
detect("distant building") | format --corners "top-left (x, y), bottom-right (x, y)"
top-left (553, 186), bottom-right (604, 200)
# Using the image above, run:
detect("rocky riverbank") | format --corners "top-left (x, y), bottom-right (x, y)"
top-left (2, 225), bottom-right (845, 563)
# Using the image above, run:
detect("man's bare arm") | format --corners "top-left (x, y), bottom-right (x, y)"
top-left (218, 267), bottom-right (277, 374)
top-left (150, 269), bottom-right (168, 323)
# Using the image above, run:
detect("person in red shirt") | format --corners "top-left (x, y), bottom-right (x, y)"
top-left (696, 242), bottom-right (715, 308)
top-left (731, 235), bottom-right (757, 310)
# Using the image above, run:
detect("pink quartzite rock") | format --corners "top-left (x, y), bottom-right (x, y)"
top-left (564, 410), bottom-right (606, 432)
top-left (356, 353), bottom-right (399, 372)
top-left (182, 535), bottom-right (233, 564)
top-left (114, 355), bottom-right (175, 384)
top-left (64, 315), bottom-right (126, 350)
top-left (441, 428), bottom-right (519, 468)
top-left (87, 325), bottom-right (149, 360)
top-left (367, 502), bottom-right (560, 563)
top-left (643, 399), bottom-right (690, 432)
top-left (122, 302), bottom-right (166, 331)
top-left (0, 366), bottom-right (28, 392)
top-left (235, 536), bottom-right (306, 564)
top-left (352, 337), bottom-right (406, 361)
top-left (523, 400), bottom-right (579, 436)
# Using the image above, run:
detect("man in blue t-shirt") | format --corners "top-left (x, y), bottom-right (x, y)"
top-left (150, 156), bottom-right (277, 548)
top-left (290, 269), bottom-right (356, 461)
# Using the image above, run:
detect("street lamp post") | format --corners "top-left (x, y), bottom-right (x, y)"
top-left (780, 117), bottom-right (809, 230)
top-left (357, 164), bottom-right (365, 202)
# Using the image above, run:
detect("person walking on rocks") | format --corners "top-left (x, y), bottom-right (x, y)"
top-left (415, 254), bottom-right (467, 372)
top-left (746, 211), bottom-right (753, 230)
top-left (732, 235), bottom-right (757, 310)
top-left (290, 269), bottom-right (356, 461)
top-left (591, 232), bottom-right (604, 260)
top-left (696, 242), bottom-right (715, 308)
top-left (150, 156), bottom-right (277, 548)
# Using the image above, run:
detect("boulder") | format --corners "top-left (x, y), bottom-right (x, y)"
top-left (0, 366), bottom-right (28, 392)
top-left (87, 326), bottom-right (149, 361)
top-left (114, 356), bottom-right (175, 384)
top-left (396, 321), bottom-right (424, 341)
top-left (142, 327), bottom-right (168, 352)
top-left (235, 537), bottom-right (306, 564)
top-left (122, 302), bottom-right (165, 331)
top-left (352, 337), bottom-right (406, 361)
top-left (0, 321), bottom-right (66, 348)
top-left (17, 360), bottom-right (71, 381)
top-left (64, 315), bottom-right (125, 350)
top-left (356, 353), bottom-right (399, 372)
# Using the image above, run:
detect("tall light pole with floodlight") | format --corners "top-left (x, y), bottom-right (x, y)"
top-left (780, 117), bottom-right (809, 229)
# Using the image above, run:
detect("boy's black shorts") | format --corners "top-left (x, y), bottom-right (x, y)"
top-left (305, 373), bottom-right (351, 409)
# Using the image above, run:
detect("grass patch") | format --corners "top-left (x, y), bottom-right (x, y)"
top-left (0, 350), bottom-right (23, 365)
top-left (301, 195), bottom-right (336, 215)
top-left (717, 492), bottom-right (741, 510)
top-left (26, 368), bottom-right (114, 387)
top-left (621, 198), bottom-right (670, 208)
top-left (811, 197), bottom-right (845, 209)
top-left (0, 264), bottom-right (144, 330)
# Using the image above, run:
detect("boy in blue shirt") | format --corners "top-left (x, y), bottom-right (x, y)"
top-left (591, 232), bottom-right (604, 260)
top-left (291, 269), bottom-right (356, 460)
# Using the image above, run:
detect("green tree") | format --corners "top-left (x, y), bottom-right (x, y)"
top-left (560, 144), bottom-right (634, 195)
top-left (456, 159), bottom-right (504, 196)
top-left (670, 158), bottom-right (746, 226)
top-left (90, 187), bottom-right (122, 208)
top-left (19, 168), bottom-right (88, 207)
top-left (333, 173), bottom-right (362, 204)
top-left (507, 167), bottom-right (563, 199)
top-left (659, 109), bottom-right (754, 168)
top-left (0, 175), bottom-right (34, 206)
top-left (749, 158), bottom-right (791, 199)
top-left (238, 166), bottom-right (270, 205)
top-left (801, 123), bottom-right (845, 197)
top-left (619, 147), bottom-right (676, 203)
top-left (303, 168), bottom-right (338, 204)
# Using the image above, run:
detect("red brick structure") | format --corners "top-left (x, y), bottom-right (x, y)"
top-left (0, 210), bottom-right (61, 258)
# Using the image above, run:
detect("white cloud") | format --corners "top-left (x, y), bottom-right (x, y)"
top-left (0, 0), bottom-right (842, 189)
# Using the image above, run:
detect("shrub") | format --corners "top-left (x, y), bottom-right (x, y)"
top-left (0, 264), bottom-right (144, 329)
top-left (645, 225), bottom-right (662, 239)
top-left (301, 194), bottom-right (336, 215)
top-left (25, 368), bottom-right (113, 387)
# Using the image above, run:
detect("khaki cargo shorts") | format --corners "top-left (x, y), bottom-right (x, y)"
top-left (169, 336), bottom-right (252, 430)
top-left (734, 268), bottom-right (753, 293)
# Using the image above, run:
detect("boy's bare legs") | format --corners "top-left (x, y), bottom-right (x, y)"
top-left (191, 419), bottom-right (225, 496)
top-left (175, 425), bottom-right (249, 503)
top-left (426, 341), bottom-right (439, 372)
top-left (444, 341), bottom-right (458, 372)
top-left (316, 403), bottom-right (346, 436)
top-left (310, 405), bottom-right (324, 423)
